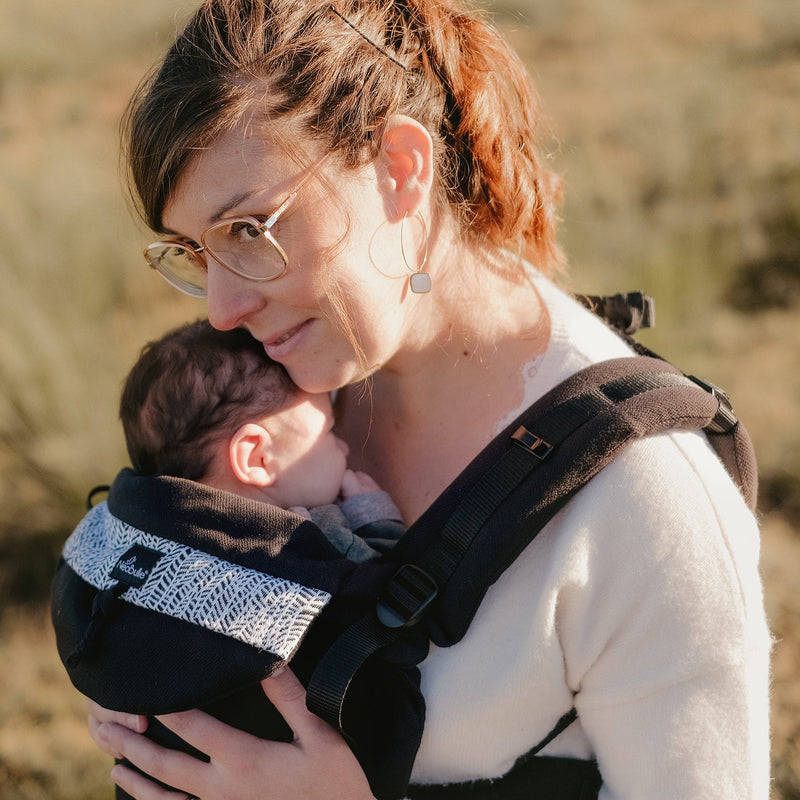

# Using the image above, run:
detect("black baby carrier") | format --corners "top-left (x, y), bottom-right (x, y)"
top-left (51, 294), bottom-right (757, 800)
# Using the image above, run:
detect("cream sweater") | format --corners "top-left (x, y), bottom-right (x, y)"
top-left (409, 277), bottom-right (771, 798)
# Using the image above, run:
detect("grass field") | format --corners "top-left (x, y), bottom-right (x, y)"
top-left (1, 0), bottom-right (798, 797)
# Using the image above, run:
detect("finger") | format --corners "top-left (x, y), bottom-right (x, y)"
top-left (340, 469), bottom-right (359, 498)
top-left (89, 716), bottom-right (125, 759)
top-left (88, 699), bottom-right (148, 732)
top-left (341, 469), bottom-right (379, 498)
top-left (354, 471), bottom-right (380, 491)
top-left (110, 763), bottom-right (192, 800)
top-left (260, 667), bottom-right (334, 744)
top-left (95, 720), bottom-right (205, 794)
top-left (155, 707), bottom-right (256, 762)
top-left (288, 505), bottom-right (312, 519)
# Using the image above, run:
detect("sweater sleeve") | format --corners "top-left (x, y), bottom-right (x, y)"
top-left (551, 430), bottom-right (771, 799)
top-left (339, 490), bottom-right (403, 530)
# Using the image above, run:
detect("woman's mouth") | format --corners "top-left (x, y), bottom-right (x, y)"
top-left (262, 320), bottom-right (311, 359)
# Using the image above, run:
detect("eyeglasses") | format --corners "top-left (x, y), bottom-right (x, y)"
top-left (143, 160), bottom-right (323, 298)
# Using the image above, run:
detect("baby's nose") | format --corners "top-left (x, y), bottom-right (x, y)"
top-left (336, 437), bottom-right (350, 457)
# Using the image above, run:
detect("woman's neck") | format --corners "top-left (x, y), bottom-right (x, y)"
top-left (337, 262), bottom-right (551, 523)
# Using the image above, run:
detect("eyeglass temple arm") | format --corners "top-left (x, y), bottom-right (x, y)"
top-left (261, 153), bottom-right (331, 231)
top-left (262, 190), bottom-right (297, 230)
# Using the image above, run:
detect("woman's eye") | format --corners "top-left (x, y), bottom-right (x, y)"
top-left (229, 220), bottom-right (263, 241)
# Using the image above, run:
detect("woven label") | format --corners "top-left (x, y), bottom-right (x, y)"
top-left (110, 544), bottom-right (165, 589)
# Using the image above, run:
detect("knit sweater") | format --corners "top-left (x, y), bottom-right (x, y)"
top-left (407, 276), bottom-right (771, 799)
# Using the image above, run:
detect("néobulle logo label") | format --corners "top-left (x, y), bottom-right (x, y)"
top-left (110, 544), bottom-right (165, 589)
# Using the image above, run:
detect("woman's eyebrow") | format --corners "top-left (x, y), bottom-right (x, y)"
top-left (159, 188), bottom-right (266, 236)
top-left (208, 188), bottom-right (263, 224)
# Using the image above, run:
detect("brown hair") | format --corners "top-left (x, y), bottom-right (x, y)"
top-left (123, 0), bottom-right (563, 272)
top-left (120, 320), bottom-right (296, 480)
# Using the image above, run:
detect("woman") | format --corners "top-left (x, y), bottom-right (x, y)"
top-left (87, 0), bottom-right (771, 797)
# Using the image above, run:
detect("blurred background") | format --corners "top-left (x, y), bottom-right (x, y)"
top-left (0, 0), bottom-right (797, 797)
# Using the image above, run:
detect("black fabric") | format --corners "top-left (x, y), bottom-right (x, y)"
top-left (307, 357), bottom-right (754, 730)
top-left (53, 350), bottom-right (757, 800)
top-left (51, 475), bottom-right (421, 800)
top-left (407, 754), bottom-right (602, 800)
top-left (107, 470), bottom-right (367, 593)
top-left (305, 356), bottom-right (756, 800)
top-left (397, 356), bottom-right (756, 647)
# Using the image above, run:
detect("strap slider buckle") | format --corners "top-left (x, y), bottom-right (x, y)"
top-left (512, 426), bottom-right (553, 460)
top-left (687, 375), bottom-right (738, 434)
top-left (376, 564), bottom-right (438, 629)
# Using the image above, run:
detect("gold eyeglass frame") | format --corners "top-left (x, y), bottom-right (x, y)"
top-left (143, 156), bottom-right (327, 298)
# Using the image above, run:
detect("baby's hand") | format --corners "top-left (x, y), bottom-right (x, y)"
top-left (288, 506), bottom-right (312, 520)
top-left (340, 469), bottom-right (382, 499)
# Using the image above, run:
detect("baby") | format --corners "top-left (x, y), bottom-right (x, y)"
top-left (119, 318), bottom-right (403, 559)
top-left (53, 320), bottom-right (413, 800)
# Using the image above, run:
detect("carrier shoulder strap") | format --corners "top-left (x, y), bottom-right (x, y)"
top-left (307, 349), bottom-right (757, 734)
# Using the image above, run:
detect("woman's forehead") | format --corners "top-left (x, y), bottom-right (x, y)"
top-left (162, 120), bottom-right (300, 233)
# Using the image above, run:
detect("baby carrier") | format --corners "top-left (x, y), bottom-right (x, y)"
top-left (51, 293), bottom-right (757, 800)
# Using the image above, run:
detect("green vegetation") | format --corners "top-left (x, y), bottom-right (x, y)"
top-left (1, 0), bottom-right (798, 797)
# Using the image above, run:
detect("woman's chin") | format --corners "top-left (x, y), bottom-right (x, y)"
top-left (286, 361), bottom-right (371, 396)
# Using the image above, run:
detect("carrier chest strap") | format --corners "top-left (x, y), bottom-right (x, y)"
top-left (307, 357), bottom-right (753, 733)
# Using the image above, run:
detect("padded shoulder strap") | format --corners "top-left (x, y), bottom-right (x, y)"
top-left (307, 356), bottom-right (757, 732)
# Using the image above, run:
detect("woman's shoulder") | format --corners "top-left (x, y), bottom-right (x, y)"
top-left (576, 426), bottom-right (760, 563)
top-left (497, 274), bottom-right (763, 624)
top-left (538, 425), bottom-right (766, 671)
top-left (524, 422), bottom-right (760, 583)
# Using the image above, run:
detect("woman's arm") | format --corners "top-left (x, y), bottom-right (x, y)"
top-left (89, 668), bottom-right (376, 800)
top-left (560, 432), bottom-right (771, 798)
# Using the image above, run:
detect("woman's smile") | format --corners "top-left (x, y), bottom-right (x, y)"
top-left (260, 319), bottom-right (314, 360)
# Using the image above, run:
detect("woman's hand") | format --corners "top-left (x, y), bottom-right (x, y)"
top-left (88, 667), bottom-right (376, 800)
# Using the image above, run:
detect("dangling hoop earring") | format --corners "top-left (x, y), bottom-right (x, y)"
top-left (400, 212), bottom-right (431, 294)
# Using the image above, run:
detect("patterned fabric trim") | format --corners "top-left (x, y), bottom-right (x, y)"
top-left (62, 503), bottom-right (331, 659)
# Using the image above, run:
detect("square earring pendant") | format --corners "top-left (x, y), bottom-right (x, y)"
top-left (410, 272), bottom-right (431, 294)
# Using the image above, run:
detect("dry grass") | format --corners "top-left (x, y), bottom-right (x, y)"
top-left (0, 609), bottom-right (114, 800)
top-left (1, 0), bottom-right (798, 796)
top-left (763, 514), bottom-right (800, 799)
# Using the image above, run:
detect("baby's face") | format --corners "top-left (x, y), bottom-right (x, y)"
top-left (263, 391), bottom-right (349, 508)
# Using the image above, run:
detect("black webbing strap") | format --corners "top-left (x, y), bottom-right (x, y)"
top-left (308, 436), bottom-right (551, 730)
top-left (529, 707), bottom-right (579, 756)
top-left (306, 365), bottom-right (734, 731)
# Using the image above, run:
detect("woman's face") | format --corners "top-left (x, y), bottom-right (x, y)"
top-left (162, 119), bottom-right (421, 394)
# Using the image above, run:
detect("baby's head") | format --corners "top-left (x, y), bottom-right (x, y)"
top-left (120, 320), bottom-right (349, 508)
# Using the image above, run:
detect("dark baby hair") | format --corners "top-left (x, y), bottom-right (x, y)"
top-left (120, 320), bottom-right (296, 480)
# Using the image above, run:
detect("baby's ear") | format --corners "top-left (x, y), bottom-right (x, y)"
top-left (229, 423), bottom-right (276, 487)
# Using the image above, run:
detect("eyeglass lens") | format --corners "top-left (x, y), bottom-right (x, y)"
top-left (146, 244), bottom-right (208, 297)
top-left (204, 220), bottom-right (285, 280)
top-left (146, 220), bottom-right (286, 297)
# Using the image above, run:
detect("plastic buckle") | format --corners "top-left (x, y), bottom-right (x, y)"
top-left (512, 426), bottom-right (554, 460)
top-left (376, 564), bottom-right (439, 629)
top-left (687, 375), bottom-right (738, 434)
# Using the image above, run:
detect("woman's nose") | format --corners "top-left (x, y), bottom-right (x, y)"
top-left (205, 259), bottom-right (266, 331)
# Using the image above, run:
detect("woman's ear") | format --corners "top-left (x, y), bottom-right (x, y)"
top-left (229, 423), bottom-right (276, 487)
top-left (379, 115), bottom-right (434, 222)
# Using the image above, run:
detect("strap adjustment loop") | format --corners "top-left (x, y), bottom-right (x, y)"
top-left (376, 564), bottom-right (438, 629)
top-left (512, 426), bottom-right (554, 460)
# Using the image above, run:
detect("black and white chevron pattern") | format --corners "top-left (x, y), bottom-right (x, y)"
top-left (63, 503), bottom-right (331, 658)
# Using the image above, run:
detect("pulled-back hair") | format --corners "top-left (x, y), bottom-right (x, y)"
top-left (123, 0), bottom-right (563, 272)
top-left (120, 320), bottom-right (296, 480)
